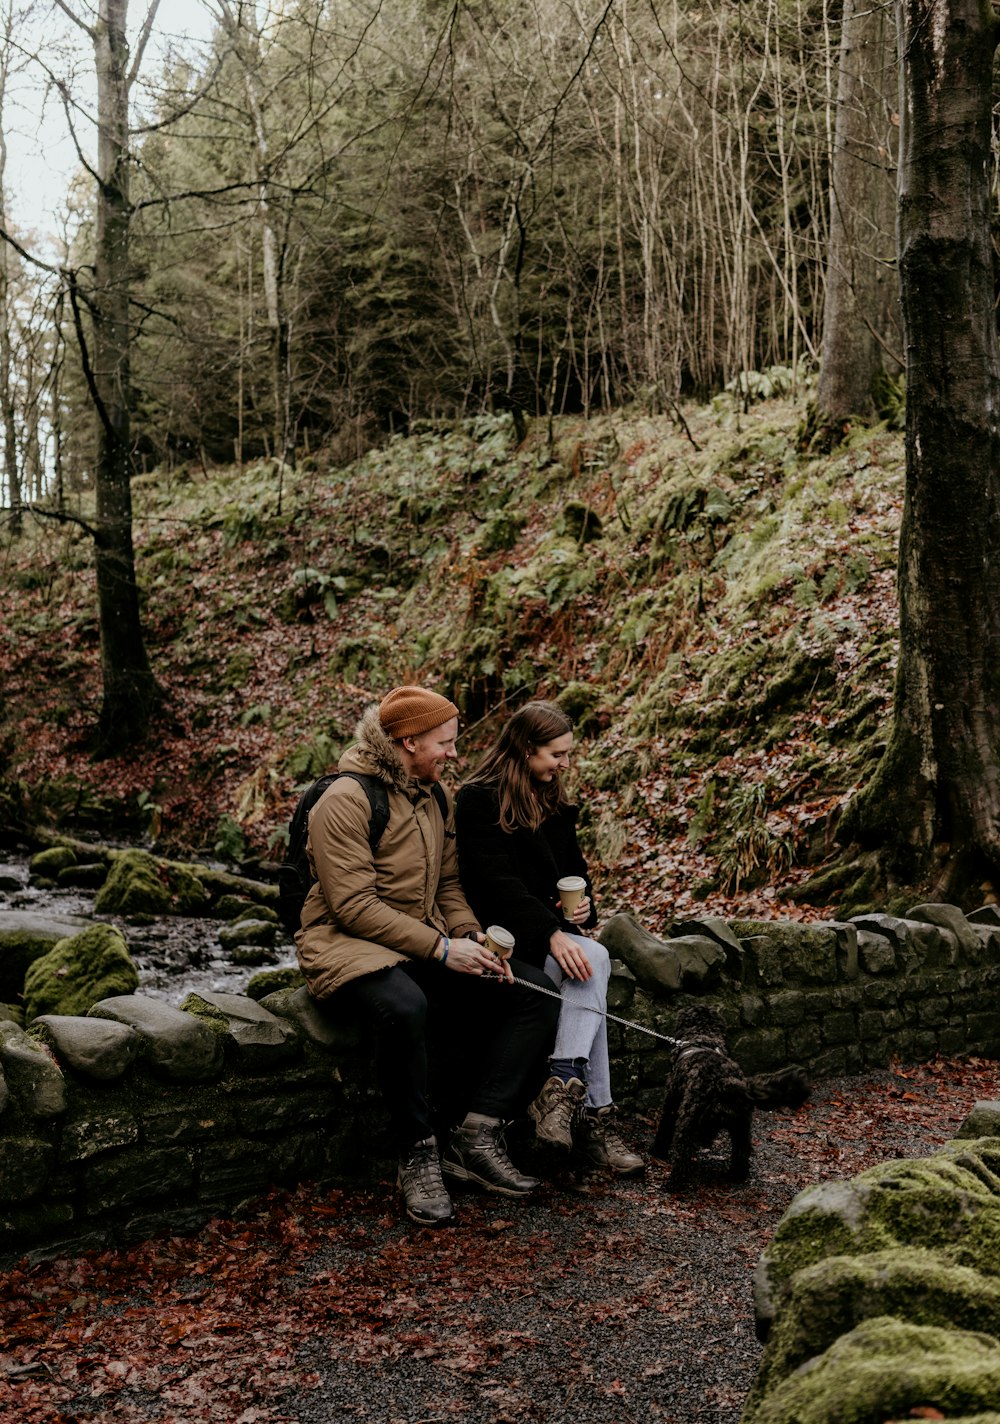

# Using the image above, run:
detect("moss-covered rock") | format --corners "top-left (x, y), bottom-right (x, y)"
top-left (747, 1249), bottom-right (1000, 1414)
top-left (755, 1153), bottom-right (1000, 1335)
top-left (747, 1317), bottom-right (1000, 1424)
top-left (23, 925), bottom-right (139, 1021)
top-left (94, 850), bottom-right (208, 917)
top-left (0, 911), bottom-right (92, 1001)
top-left (56, 862), bottom-right (109, 890)
top-left (29, 845), bottom-right (77, 878)
top-left (246, 966), bottom-right (305, 1000)
top-left (217, 919), bottom-right (277, 952)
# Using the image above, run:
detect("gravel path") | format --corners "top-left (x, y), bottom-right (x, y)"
top-left (265, 1063), bottom-right (973, 1424)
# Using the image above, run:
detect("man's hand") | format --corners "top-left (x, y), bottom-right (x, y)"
top-left (549, 929), bottom-right (592, 981)
top-left (445, 936), bottom-right (513, 982)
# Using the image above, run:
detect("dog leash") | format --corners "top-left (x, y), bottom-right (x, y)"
top-left (510, 973), bottom-right (684, 1048)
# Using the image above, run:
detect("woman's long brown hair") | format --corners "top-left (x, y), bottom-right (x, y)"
top-left (464, 701), bottom-right (574, 832)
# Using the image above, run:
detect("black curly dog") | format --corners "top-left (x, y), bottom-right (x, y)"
top-left (651, 1003), bottom-right (810, 1190)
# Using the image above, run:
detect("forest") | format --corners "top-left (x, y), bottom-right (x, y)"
top-left (0, 0), bottom-right (999, 921)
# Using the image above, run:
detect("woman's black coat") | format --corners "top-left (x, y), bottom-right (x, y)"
top-left (455, 780), bottom-right (598, 969)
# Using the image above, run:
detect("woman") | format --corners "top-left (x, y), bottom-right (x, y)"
top-left (455, 701), bottom-right (643, 1177)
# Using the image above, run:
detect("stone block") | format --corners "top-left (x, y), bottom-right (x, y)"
top-left (821, 1011), bottom-right (857, 1046)
top-left (767, 992), bottom-right (807, 1028)
top-left (606, 961), bottom-right (636, 1011)
top-left (857, 928), bottom-right (896, 975)
top-left (83, 1146), bottom-right (194, 1213)
top-left (0, 1136), bottom-right (56, 1203)
top-left (730, 1027), bottom-right (787, 1074)
top-left (61, 1113), bottom-right (140, 1163)
top-left (786, 1022), bottom-right (823, 1060)
top-left (143, 1103), bottom-right (236, 1144)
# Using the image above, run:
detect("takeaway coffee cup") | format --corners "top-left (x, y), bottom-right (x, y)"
top-left (557, 875), bottom-right (586, 916)
top-left (485, 924), bottom-right (515, 960)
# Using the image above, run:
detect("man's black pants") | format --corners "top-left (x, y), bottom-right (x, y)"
top-left (337, 956), bottom-right (560, 1154)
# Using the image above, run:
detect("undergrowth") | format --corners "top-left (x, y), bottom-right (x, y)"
top-left (0, 393), bottom-right (904, 927)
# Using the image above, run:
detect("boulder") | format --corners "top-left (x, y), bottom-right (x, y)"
top-left (23, 923), bottom-right (139, 1021)
top-left (0, 910), bottom-right (91, 1001)
top-left (0, 1020), bottom-right (66, 1117)
top-left (747, 1248), bottom-right (1000, 1412)
top-left (745, 1316), bottom-right (1000, 1424)
top-left (907, 902), bottom-right (983, 960)
top-left (664, 934), bottom-right (727, 990)
top-left (955, 1102), bottom-right (1000, 1140)
top-left (29, 846), bottom-right (77, 878)
top-left (259, 984), bottom-right (364, 1052)
top-left (246, 966), bottom-right (305, 1001)
top-left (94, 850), bottom-right (208, 917)
top-left (599, 912), bottom-right (682, 995)
top-left (32, 1015), bottom-right (143, 1081)
top-left (88, 994), bottom-right (224, 1082)
top-left (179, 990), bottom-right (300, 1067)
top-left (56, 863), bottom-right (109, 890)
top-left (217, 918), bottom-right (277, 951)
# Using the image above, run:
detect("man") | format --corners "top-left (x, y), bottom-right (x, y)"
top-left (296, 685), bottom-right (559, 1226)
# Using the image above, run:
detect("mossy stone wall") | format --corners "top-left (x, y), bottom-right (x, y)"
top-left (3, 900), bottom-right (1000, 1263)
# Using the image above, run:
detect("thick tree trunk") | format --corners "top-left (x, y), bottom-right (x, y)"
top-left (92, 0), bottom-right (159, 750)
top-left (840, 0), bottom-right (1000, 902)
top-left (815, 0), bottom-right (899, 433)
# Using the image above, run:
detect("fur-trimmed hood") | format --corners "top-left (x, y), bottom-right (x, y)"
top-left (341, 703), bottom-right (411, 792)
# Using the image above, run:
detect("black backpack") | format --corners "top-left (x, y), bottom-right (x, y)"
top-left (276, 771), bottom-right (446, 934)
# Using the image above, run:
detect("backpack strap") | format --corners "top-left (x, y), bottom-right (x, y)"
top-left (430, 781), bottom-right (448, 823)
top-left (337, 772), bottom-right (390, 850)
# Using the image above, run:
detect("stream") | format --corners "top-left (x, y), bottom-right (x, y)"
top-left (0, 849), bottom-right (299, 1008)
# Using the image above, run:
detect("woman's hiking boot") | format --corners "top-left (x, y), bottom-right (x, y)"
top-left (441, 1113), bottom-right (539, 1196)
top-left (577, 1106), bottom-right (645, 1177)
top-left (528, 1075), bottom-right (585, 1149)
top-left (397, 1137), bottom-right (455, 1226)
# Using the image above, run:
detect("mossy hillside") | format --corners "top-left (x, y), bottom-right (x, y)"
top-left (0, 392), bottom-right (904, 924)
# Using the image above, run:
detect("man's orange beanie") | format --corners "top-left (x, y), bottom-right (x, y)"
top-left (378, 686), bottom-right (460, 739)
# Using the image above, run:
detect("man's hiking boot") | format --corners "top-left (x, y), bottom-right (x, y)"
top-left (577, 1106), bottom-right (645, 1177)
top-left (528, 1075), bottom-right (585, 1149)
top-left (397, 1137), bottom-right (455, 1226)
top-left (441, 1114), bottom-right (539, 1196)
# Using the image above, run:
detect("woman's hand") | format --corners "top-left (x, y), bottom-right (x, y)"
top-left (443, 936), bottom-right (513, 982)
top-left (568, 895), bottom-right (592, 926)
top-left (549, 929), bottom-right (593, 981)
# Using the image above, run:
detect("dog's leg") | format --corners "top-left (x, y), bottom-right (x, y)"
top-left (665, 1085), bottom-right (701, 1192)
top-left (650, 1082), bottom-right (682, 1161)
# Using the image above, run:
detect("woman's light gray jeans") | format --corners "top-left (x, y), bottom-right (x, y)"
top-left (544, 934), bottom-right (612, 1109)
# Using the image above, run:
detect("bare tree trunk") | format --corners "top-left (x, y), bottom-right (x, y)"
top-left (0, 9), bottom-right (20, 535)
top-left (840, 0), bottom-right (1000, 903)
top-left (815, 0), bottom-right (899, 435)
top-left (216, 0), bottom-right (295, 473)
top-left (91, 0), bottom-right (159, 749)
